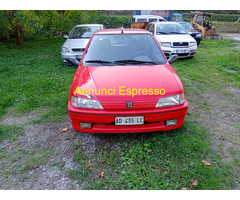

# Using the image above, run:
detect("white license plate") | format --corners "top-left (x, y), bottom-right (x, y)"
top-left (115, 116), bottom-right (144, 125)
top-left (176, 49), bottom-right (188, 53)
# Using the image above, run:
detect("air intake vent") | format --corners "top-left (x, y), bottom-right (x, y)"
top-left (72, 48), bottom-right (85, 52)
top-left (173, 42), bottom-right (188, 47)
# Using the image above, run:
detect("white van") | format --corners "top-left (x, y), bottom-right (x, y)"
top-left (132, 15), bottom-right (167, 23)
top-left (131, 15), bottom-right (167, 29)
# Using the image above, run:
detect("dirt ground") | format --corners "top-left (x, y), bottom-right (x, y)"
top-left (0, 34), bottom-right (240, 190)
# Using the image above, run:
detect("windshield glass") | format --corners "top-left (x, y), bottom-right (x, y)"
top-left (156, 23), bottom-right (188, 34)
top-left (82, 34), bottom-right (167, 66)
top-left (69, 26), bottom-right (101, 39)
top-left (179, 22), bottom-right (194, 30)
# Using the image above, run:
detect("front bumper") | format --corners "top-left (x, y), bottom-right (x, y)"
top-left (61, 52), bottom-right (84, 64)
top-left (68, 100), bottom-right (188, 134)
top-left (161, 45), bottom-right (197, 59)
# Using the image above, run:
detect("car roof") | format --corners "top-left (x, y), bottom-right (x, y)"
top-left (94, 28), bottom-right (150, 35)
top-left (74, 24), bottom-right (104, 27)
top-left (148, 21), bottom-right (179, 25)
top-left (132, 15), bottom-right (165, 19)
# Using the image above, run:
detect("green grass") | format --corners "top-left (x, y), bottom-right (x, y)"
top-left (0, 125), bottom-right (24, 141)
top-left (69, 121), bottom-right (233, 190)
top-left (0, 37), bottom-right (77, 122)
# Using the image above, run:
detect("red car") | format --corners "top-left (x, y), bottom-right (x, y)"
top-left (68, 28), bottom-right (188, 134)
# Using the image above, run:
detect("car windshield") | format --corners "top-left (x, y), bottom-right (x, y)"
top-left (156, 23), bottom-right (188, 34)
top-left (69, 26), bottom-right (101, 39)
top-left (82, 33), bottom-right (167, 66)
top-left (180, 22), bottom-right (194, 30)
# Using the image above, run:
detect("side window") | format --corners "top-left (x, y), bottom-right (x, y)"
top-left (137, 18), bottom-right (147, 22)
top-left (146, 23), bottom-right (152, 31)
top-left (149, 18), bottom-right (157, 22)
top-left (150, 24), bottom-right (155, 34)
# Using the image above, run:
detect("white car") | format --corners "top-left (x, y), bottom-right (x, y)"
top-left (146, 22), bottom-right (197, 58)
top-left (61, 24), bottom-right (105, 65)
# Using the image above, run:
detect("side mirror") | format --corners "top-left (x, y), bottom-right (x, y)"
top-left (64, 35), bottom-right (69, 39)
top-left (68, 58), bottom-right (80, 66)
top-left (168, 54), bottom-right (178, 64)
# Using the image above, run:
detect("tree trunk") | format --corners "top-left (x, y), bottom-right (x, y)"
top-left (16, 22), bottom-right (24, 45)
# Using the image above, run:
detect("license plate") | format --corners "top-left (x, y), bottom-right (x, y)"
top-left (176, 49), bottom-right (188, 53)
top-left (115, 116), bottom-right (144, 125)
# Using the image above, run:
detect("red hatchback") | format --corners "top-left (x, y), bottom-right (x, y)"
top-left (68, 28), bottom-right (188, 134)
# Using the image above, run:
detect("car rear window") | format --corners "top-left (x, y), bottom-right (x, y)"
top-left (69, 26), bottom-right (101, 39)
top-left (82, 33), bottom-right (167, 66)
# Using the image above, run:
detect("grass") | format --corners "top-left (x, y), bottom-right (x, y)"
top-left (0, 37), bottom-right (239, 189)
top-left (0, 125), bottom-right (24, 141)
top-left (68, 121), bottom-right (233, 190)
top-left (0, 37), bottom-right (77, 122)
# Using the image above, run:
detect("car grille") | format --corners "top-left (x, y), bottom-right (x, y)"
top-left (172, 42), bottom-right (189, 47)
top-left (72, 48), bottom-right (85, 52)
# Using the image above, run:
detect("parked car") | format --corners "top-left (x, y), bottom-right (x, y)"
top-left (146, 22), bottom-right (197, 58)
top-left (68, 28), bottom-right (188, 134)
top-left (178, 22), bottom-right (202, 45)
top-left (61, 24), bottom-right (105, 65)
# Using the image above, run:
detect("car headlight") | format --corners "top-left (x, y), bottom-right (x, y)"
top-left (189, 41), bottom-right (197, 47)
top-left (161, 42), bottom-right (171, 47)
top-left (71, 96), bottom-right (103, 109)
top-left (156, 93), bottom-right (185, 108)
top-left (62, 47), bottom-right (70, 52)
top-left (196, 34), bottom-right (202, 38)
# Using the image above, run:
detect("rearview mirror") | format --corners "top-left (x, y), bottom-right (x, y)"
top-left (68, 58), bottom-right (80, 66)
top-left (168, 54), bottom-right (178, 64)
top-left (64, 35), bottom-right (69, 39)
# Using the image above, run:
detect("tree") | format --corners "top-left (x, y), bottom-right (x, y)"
top-left (2, 10), bottom-right (32, 45)
top-left (0, 10), bottom-right (98, 45)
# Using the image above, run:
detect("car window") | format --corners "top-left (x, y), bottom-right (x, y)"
top-left (136, 18), bottom-right (147, 22)
top-left (82, 34), bottom-right (167, 66)
top-left (149, 18), bottom-right (157, 22)
top-left (150, 24), bottom-right (155, 33)
top-left (180, 23), bottom-right (194, 30)
top-left (156, 23), bottom-right (188, 34)
top-left (69, 26), bottom-right (101, 39)
top-left (146, 23), bottom-right (152, 31)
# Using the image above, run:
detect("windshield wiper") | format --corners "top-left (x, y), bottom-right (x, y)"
top-left (114, 60), bottom-right (157, 65)
top-left (84, 60), bottom-right (113, 65)
top-left (156, 32), bottom-right (168, 34)
top-left (169, 32), bottom-right (184, 34)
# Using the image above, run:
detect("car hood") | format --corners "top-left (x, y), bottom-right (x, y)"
top-left (187, 29), bottom-right (200, 34)
top-left (73, 64), bottom-right (184, 110)
top-left (155, 34), bottom-right (195, 43)
top-left (63, 38), bottom-right (90, 49)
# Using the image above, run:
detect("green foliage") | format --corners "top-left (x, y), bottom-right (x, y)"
top-left (94, 14), bottom-right (131, 28)
top-left (0, 10), bottom-right (98, 43)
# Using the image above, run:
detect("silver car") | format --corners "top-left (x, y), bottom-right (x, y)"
top-left (146, 22), bottom-right (197, 59)
top-left (61, 24), bottom-right (105, 65)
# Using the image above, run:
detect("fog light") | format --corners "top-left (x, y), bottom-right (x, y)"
top-left (80, 122), bottom-right (92, 129)
top-left (165, 119), bottom-right (177, 126)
